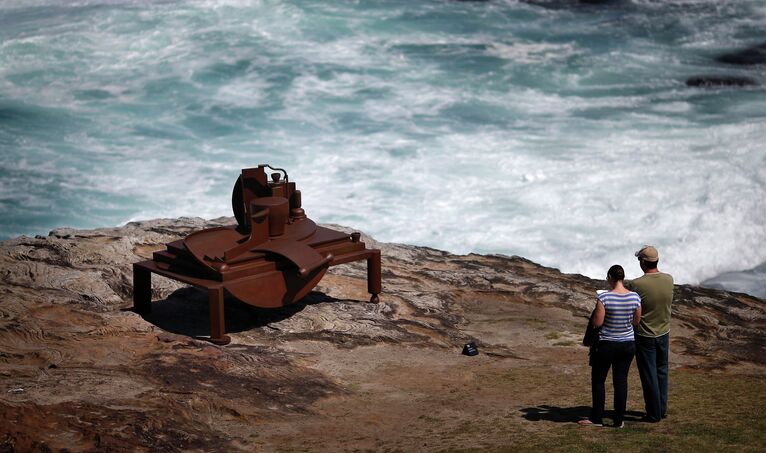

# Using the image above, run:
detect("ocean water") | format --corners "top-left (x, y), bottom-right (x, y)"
top-left (1, 0), bottom-right (765, 296)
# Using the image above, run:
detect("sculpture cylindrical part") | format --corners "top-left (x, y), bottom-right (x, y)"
top-left (251, 196), bottom-right (289, 236)
top-left (290, 189), bottom-right (306, 219)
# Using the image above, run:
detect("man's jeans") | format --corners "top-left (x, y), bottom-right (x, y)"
top-left (635, 333), bottom-right (669, 421)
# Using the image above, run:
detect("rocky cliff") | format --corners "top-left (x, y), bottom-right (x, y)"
top-left (0, 218), bottom-right (763, 452)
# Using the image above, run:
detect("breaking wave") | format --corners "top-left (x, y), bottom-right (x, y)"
top-left (1, 0), bottom-right (764, 295)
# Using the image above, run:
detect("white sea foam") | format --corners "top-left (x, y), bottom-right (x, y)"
top-left (486, 42), bottom-right (581, 64)
top-left (289, 113), bottom-right (766, 286)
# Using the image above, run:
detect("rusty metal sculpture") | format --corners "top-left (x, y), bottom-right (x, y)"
top-left (133, 164), bottom-right (381, 345)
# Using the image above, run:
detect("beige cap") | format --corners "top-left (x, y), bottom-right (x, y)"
top-left (635, 245), bottom-right (659, 262)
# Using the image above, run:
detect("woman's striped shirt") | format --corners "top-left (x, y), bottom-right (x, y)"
top-left (598, 291), bottom-right (641, 342)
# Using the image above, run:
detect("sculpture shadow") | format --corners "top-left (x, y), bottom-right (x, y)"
top-left (132, 287), bottom-right (339, 339)
top-left (521, 405), bottom-right (644, 423)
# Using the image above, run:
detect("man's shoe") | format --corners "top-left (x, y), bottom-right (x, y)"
top-left (640, 415), bottom-right (660, 423)
top-left (612, 422), bottom-right (625, 428)
top-left (661, 413), bottom-right (668, 419)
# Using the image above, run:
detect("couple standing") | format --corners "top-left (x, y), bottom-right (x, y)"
top-left (579, 245), bottom-right (674, 428)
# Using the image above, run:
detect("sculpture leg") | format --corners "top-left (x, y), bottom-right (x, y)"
top-left (133, 264), bottom-right (152, 314)
top-left (208, 286), bottom-right (231, 345)
top-left (367, 249), bottom-right (381, 303)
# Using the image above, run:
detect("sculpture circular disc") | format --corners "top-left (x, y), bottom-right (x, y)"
top-left (231, 175), bottom-right (245, 228)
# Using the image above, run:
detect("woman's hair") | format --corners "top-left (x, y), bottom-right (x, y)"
top-left (607, 264), bottom-right (625, 282)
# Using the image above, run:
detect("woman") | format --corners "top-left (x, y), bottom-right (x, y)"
top-left (579, 264), bottom-right (641, 428)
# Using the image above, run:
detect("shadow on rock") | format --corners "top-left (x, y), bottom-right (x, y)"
top-left (520, 405), bottom-right (643, 423)
top-left (133, 288), bottom-right (339, 339)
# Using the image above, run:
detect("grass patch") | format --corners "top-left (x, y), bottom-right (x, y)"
top-left (444, 368), bottom-right (765, 453)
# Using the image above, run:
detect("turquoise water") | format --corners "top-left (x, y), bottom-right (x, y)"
top-left (1, 0), bottom-right (765, 295)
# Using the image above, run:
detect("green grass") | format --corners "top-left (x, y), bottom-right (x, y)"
top-left (444, 369), bottom-right (766, 453)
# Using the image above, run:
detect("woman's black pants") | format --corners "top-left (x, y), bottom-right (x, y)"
top-left (590, 340), bottom-right (636, 425)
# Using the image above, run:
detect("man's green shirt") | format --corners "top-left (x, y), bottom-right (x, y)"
top-left (628, 272), bottom-right (674, 337)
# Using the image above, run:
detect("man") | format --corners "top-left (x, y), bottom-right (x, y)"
top-left (629, 245), bottom-right (673, 422)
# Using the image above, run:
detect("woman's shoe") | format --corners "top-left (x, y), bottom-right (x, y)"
top-left (577, 419), bottom-right (603, 426)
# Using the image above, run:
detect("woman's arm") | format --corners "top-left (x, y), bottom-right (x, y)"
top-left (593, 300), bottom-right (605, 328)
top-left (632, 303), bottom-right (642, 326)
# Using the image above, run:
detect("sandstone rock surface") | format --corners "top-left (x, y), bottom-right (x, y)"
top-left (0, 218), bottom-right (763, 451)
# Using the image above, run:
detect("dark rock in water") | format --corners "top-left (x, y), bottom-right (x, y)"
top-left (686, 76), bottom-right (758, 88)
top-left (716, 42), bottom-right (766, 66)
top-left (524, 0), bottom-right (620, 8)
